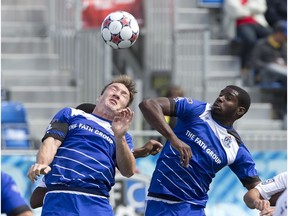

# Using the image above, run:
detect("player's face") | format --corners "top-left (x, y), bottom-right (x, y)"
top-left (211, 87), bottom-right (240, 119)
top-left (100, 83), bottom-right (130, 112)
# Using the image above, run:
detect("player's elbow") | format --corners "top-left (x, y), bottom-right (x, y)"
top-left (121, 172), bottom-right (134, 178)
top-left (30, 197), bottom-right (41, 209)
top-left (139, 98), bottom-right (160, 116)
top-left (30, 201), bottom-right (38, 209)
top-left (124, 172), bottom-right (134, 178)
top-left (243, 193), bottom-right (254, 209)
top-left (139, 99), bottom-right (150, 111)
top-left (243, 189), bottom-right (260, 209)
top-left (121, 168), bottom-right (136, 178)
top-left (30, 195), bottom-right (39, 209)
top-left (30, 187), bottom-right (47, 209)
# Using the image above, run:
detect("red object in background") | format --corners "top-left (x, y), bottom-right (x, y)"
top-left (82, 0), bottom-right (144, 29)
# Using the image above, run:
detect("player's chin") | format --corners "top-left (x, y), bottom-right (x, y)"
top-left (211, 107), bottom-right (221, 115)
top-left (110, 105), bottom-right (123, 113)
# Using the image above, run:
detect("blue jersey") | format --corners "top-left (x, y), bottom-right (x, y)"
top-left (43, 107), bottom-right (134, 197)
top-left (1, 171), bottom-right (31, 215)
top-left (148, 98), bottom-right (259, 207)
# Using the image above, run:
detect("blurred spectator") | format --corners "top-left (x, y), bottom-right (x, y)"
top-left (164, 85), bottom-right (184, 128)
top-left (265, 0), bottom-right (287, 28)
top-left (248, 20), bottom-right (287, 119)
top-left (249, 20), bottom-right (287, 85)
top-left (1, 171), bottom-right (33, 216)
top-left (165, 85), bottom-right (184, 98)
top-left (222, 0), bottom-right (272, 70)
top-left (1, 88), bottom-right (10, 101)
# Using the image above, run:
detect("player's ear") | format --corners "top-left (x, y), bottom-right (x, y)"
top-left (237, 107), bottom-right (246, 116)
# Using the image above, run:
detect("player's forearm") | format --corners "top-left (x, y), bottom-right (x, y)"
top-left (115, 137), bottom-right (136, 177)
top-left (36, 137), bottom-right (61, 165)
top-left (139, 99), bottom-right (175, 141)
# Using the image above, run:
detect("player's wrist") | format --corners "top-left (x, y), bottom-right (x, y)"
top-left (114, 136), bottom-right (126, 144)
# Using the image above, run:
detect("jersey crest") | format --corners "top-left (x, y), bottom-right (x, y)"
top-left (223, 135), bottom-right (232, 148)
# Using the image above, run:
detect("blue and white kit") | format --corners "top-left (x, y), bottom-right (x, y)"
top-left (147, 97), bottom-right (260, 208)
top-left (41, 107), bottom-right (134, 215)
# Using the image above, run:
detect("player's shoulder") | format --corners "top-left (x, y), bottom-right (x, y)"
top-left (174, 97), bottom-right (207, 109)
top-left (173, 97), bottom-right (204, 104)
top-left (59, 107), bottom-right (88, 117)
top-left (174, 97), bottom-right (207, 117)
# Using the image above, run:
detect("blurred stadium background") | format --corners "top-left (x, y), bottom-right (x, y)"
top-left (1, 0), bottom-right (286, 216)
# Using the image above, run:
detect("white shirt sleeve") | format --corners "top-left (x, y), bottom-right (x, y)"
top-left (273, 189), bottom-right (287, 216)
top-left (255, 172), bottom-right (287, 200)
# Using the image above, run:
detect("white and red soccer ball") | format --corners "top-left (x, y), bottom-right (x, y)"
top-left (101, 11), bottom-right (140, 49)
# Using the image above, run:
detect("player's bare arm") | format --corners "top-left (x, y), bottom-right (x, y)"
top-left (113, 107), bottom-right (136, 177)
top-left (27, 137), bottom-right (61, 182)
top-left (139, 97), bottom-right (192, 167)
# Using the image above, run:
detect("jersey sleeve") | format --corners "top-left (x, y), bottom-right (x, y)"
top-left (255, 172), bottom-right (287, 200)
top-left (174, 97), bottom-right (207, 119)
top-left (273, 189), bottom-right (287, 216)
top-left (41, 107), bottom-right (72, 142)
top-left (125, 133), bottom-right (134, 151)
top-left (1, 172), bottom-right (31, 215)
top-left (229, 144), bottom-right (260, 187)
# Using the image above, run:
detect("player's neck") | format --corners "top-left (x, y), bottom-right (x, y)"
top-left (211, 114), bottom-right (234, 128)
top-left (93, 107), bottom-right (114, 121)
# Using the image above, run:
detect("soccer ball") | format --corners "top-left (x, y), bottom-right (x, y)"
top-left (101, 11), bottom-right (140, 49)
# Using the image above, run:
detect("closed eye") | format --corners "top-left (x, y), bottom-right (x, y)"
top-left (121, 91), bottom-right (129, 98)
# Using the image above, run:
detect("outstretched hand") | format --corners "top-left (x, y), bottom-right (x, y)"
top-left (170, 136), bottom-right (192, 167)
top-left (27, 163), bottom-right (51, 183)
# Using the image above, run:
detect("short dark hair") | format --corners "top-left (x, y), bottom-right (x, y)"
top-left (101, 75), bottom-right (137, 106)
top-left (226, 85), bottom-right (251, 113)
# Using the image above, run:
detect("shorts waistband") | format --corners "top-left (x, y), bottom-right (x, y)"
top-left (148, 192), bottom-right (182, 201)
top-left (48, 185), bottom-right (108, 197)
